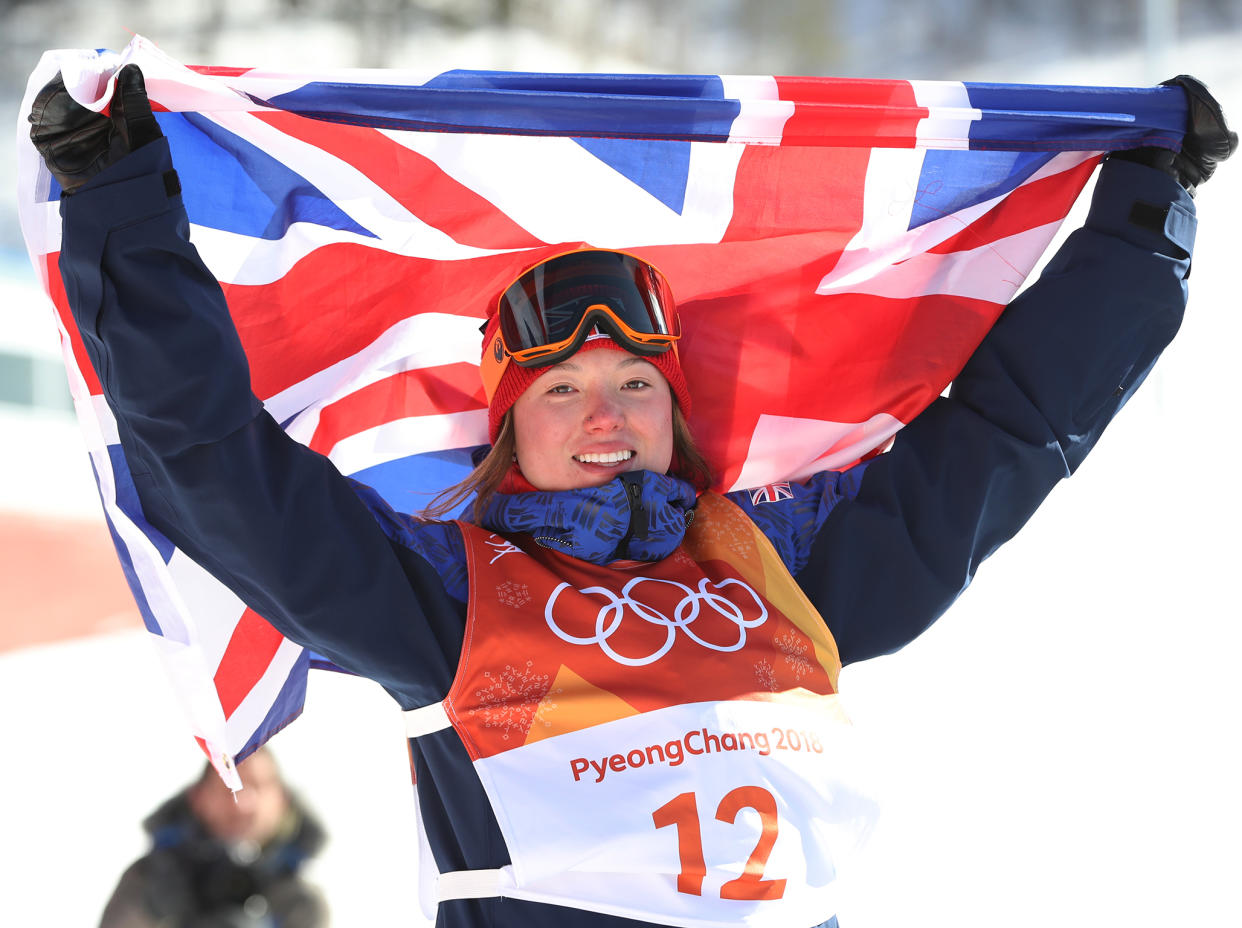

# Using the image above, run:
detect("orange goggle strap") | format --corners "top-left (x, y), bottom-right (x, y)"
top-left (479, 324), bottom-right (511, 407)
top-left (508, 302), bottom-right (678, 367)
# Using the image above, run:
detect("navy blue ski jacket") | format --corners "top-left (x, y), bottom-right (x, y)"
top-left (57, 137), bottom-right (1194, 928)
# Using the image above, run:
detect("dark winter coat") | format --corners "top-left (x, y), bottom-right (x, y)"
top-left (97, 789), bottom-right (327, 928)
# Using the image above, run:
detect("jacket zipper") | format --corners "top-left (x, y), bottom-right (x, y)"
top-left (613, 474), bottom-right (648, 560)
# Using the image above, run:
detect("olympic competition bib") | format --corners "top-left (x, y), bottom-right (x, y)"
top-left (408, 493), bottom-right (877, 927)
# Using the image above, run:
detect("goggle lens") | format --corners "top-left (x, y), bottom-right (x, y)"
top-left (497, 251), bottom-right (678, 368)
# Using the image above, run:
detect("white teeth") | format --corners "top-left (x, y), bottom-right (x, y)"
top-left (575, 450), bottom-right (634, 465)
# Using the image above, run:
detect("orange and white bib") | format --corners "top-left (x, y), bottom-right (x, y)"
top-left (404, 493), bottom-right (877, 927)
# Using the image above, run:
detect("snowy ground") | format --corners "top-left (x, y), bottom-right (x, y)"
top-left (3, 30), bottom-right (1240, 928)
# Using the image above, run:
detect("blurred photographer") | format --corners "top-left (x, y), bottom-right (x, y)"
top-left (99, 748), bottom-right (327, 928)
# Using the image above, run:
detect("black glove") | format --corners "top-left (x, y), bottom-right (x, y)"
top-left (28, 64), bottom-right (163, 195)
top-left (1110, 74), bottom-right (1237, 196)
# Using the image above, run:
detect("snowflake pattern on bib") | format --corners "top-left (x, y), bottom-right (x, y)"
top-left (775, 628), bottom-right (814, 682)
top-left (472, 661), bottom-right (563, 742)
top-left (754, 658), bottom-right (779, 692)
top-left (698, 511), bottom-right (753, 560)
top-left (496, 580), bottom-right (532, 609)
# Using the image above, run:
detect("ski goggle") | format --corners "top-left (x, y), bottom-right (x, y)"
top-left (481, 250), bottom-right (680, 402)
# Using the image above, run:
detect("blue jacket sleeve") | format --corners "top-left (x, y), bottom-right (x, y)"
top-left (743, 158), bottom-right (1194, 666)
top-left (57, 138), bottom-right (466, 709)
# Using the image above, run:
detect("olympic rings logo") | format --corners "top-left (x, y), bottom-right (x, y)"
top-left (544, 576), bottom-right (769, 666)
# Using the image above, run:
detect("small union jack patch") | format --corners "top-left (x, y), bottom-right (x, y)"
top-left (749, 483), bottom-right (794, 505)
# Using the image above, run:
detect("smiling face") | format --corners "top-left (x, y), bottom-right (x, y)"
top-left (512, 344), bottom-right (675, 492)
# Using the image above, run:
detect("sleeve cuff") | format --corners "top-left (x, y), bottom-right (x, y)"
top-left (59, 137), bottom-right (181, 235)
top-left (1088, 157), bottom-right (1197, 258)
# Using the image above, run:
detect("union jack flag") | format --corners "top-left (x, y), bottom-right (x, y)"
top-left (16, 36), bottom-right (1186, 785)
top-left (749, 483), bottom-right (795, 505)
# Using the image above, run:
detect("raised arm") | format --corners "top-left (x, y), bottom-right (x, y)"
top-left (739, 77), bottom-right (1234, 665)
top-left (31, 67), bottom-right (466, 707)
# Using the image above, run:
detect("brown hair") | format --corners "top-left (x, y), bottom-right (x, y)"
top-left (419, 402), bottom-right (712, 524)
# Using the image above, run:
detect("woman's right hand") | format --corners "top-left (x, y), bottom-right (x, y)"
top-left (28, 64), bottom-right (163, 195)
